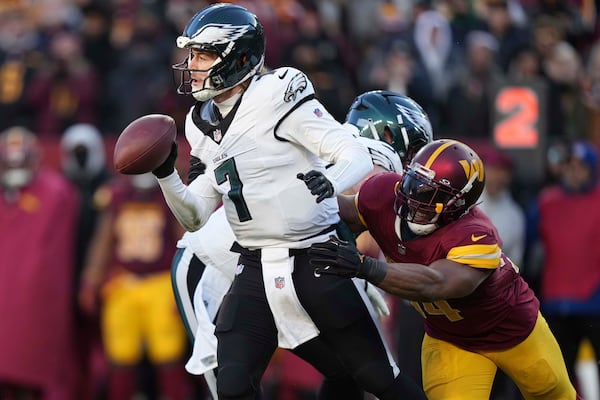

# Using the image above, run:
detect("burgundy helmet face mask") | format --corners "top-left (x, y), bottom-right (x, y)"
top-left (395, 139), bottom-right (485, 234)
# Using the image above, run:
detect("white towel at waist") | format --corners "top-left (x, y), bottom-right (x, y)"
top-left (261, 248), bottom-right (320, 349)
top-left (185, 264), bottom-right (232, 375)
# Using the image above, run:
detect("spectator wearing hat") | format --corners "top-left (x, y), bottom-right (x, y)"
top-left (532, 140), bottom-right (600, 394)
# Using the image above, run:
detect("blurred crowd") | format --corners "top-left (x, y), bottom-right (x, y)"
top-left (2, 0), bottom-right (600, 399)
top-left (0, 0), bottom-right (599, 141)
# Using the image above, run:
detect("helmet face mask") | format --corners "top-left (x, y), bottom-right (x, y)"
top-left (395, 140), bottom-right (485, 233)
top-left (172, 3), bottom-right (266, 102)
top-left (345, 90), bottom-right (433, 166)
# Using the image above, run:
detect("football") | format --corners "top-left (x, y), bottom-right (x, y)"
top-left (113, 114), bottom-right (177, 174)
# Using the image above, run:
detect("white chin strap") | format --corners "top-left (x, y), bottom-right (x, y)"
top-left (407, 221), bottom-right (438, 235)
top-left (191, 56), bottom-right (264, 102)
top-left (192, 87), bottom-right (225, 102)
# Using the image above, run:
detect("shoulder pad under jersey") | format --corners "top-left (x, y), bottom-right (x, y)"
top-left (251, 67), bottom-right (316, 118)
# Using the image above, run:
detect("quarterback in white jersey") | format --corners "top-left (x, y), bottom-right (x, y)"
top-left (171, 134), bottom-right (406, 399)
top-left (154, 3), bottom-right (427, 400)
top-left (162, 65), bottom-right (370, 248)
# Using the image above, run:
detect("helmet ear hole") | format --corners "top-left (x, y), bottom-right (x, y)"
top-left (383, 128), bottom-right (393, 146)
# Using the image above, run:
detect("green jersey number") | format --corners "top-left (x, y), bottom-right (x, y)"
top-left (215, 158), bottom-right (252, 222)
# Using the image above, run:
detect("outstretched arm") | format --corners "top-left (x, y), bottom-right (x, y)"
top-left (308, 236), bottom-right (491, 302)
top-left (377, 258), bottom-right (491, 301)
top-left (337, 194), bottom-right (366, 234)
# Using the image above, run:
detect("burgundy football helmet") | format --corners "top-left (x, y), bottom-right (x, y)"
top-left (396, 139), bottom-right (485, 233)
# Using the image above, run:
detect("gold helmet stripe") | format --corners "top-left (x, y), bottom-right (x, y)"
top-left (424, 140), bottom-right (459, 168)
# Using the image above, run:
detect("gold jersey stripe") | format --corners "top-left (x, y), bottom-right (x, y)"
top-left (447, 244), bottom-right (502, 268)
top-left (355, 193), bottom-right (369, 228)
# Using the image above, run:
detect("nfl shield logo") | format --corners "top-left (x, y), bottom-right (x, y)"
top-left (213, 129), bottom-right (222, 142)
top-left (313, 108), bottom-right (323, 118)
top-left (274, 276), bottom-right (285, 289)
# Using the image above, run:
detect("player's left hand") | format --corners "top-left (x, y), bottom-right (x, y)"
top-left (297, 170), bottom-right (334, 203)
top-left (152, 141), bottom-right (178, 178)
top-left (309, 236), bottom-right (388, 284)
top-left (309, 236), bottom-right (364, 278)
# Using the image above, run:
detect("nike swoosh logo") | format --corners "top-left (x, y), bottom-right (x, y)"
top-left (471, 234), bottom-right (487, 242)
top-left (278, 70), bottom-right (288, 79)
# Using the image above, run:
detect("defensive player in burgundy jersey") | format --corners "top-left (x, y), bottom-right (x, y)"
top-left (309, 139), bottom-right (578, 399)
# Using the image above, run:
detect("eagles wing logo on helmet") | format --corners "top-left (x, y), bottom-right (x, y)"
top-left (284, 72), bottom-right (308, 103)
top-left (177, 23), bottom-right (251, 48)
top-left (395, 103), bottom-right (433, 142)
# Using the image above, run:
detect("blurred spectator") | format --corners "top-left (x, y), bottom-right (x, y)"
top-left (532, 140), bottom-right (600, 394)
top-left (281, 7), bottom-right (357, 121)
top-left (60, 123), bottom-right (113, 400)
top-left (78, 3), bottom-right (118, 133)
top-left (443, 30), bottom-right (503, 139)
top-left (582, 41), bottom-right (600, 146)
top-left (528, 0), bottom-right (595, 51)
top-left (27, 29), bottom-right (100, 136)
top-left (359, 38), bottom-right (421, 98)
top-left (405, 7), bottom-right (463, 133)
top-left (478, 146), bottom-right (525, 266)
top-left (542, 40), bottom-right (588, 140)
top-left (0, 5), bottom-right (40, 132)
top-left (532, 15), bottom-right (566, 62)
top-left (506, 44), bottom-right (542, 81)
top-left (481, 0), bottom-right (531, 73)
top-left (0, 126), bottom-right (80, 400)
top-left (105, 8), bottom-right (174, 132)
top-left (78, 173), bottom-right (190, 400)
top-left (444, 0), bottom-right (487, 50)
top-left (61, 123), bottom-right (112, 283)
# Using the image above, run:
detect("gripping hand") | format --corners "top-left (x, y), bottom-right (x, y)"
top-left (308, 236), bottom-right (387, 284)
top-left (297, 170), bottom-right (334, 203)
top-left (152, 141), bottom-right (178, 178)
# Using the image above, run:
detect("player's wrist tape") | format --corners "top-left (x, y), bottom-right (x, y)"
top-left (361, 256), bottom-right (387, 285)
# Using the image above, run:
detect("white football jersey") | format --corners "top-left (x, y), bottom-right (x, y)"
top-left (161, 67), bottom-right (372, 249)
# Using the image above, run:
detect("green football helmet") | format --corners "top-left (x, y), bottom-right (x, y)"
top-left (346, 90), bottom-right (433, 166)
top-left (172, 3), bottom-right (265, 101)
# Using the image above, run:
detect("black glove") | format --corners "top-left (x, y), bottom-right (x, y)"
top-left (187, 155), bottom-right (206, 184)
top-left (308, 235), bottom-right (387, 284)
top-left (152, 142), bottom-right (178, 178)
top-left (297, 170), bottom-right (334, 203)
